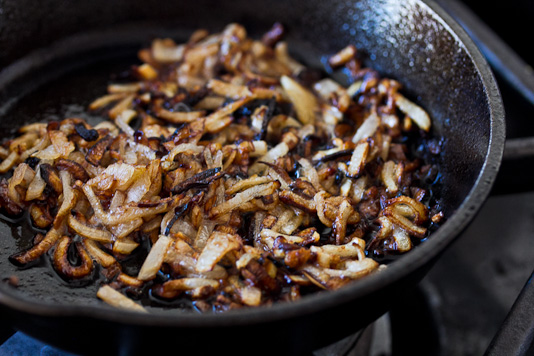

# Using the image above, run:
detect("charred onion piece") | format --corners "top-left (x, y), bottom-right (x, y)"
top-left (9, 225), bottom-right (64, 266)
top-left (39, 163), bottom-right (63, 194)
top-left (85, 135), bottom-right (114, 166)
top-left (74, 123), bottom-right (100, 142)
top-left (171, 167), bottom-right (223, 194)
top-left (313, 149), bottom-right (354, 164)
top-left (258, 97), bottom-right (277, 141)
top-left (55, 159), bottom-right (90, 182)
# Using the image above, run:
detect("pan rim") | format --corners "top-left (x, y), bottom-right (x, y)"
top-left (0, 0), bottom-right (505, 330)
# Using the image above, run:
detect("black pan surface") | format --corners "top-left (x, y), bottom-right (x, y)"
top-left (0, 0), bottom-right (504, 354)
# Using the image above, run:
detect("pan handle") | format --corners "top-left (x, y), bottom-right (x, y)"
top-left (484, 270), bottom-right (534, 355)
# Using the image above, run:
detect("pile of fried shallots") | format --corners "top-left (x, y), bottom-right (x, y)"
top-left (0, 23), bottom-right (443, 312)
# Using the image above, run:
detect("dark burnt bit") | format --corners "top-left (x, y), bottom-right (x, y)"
top-left (163, 203), bottom-right (191, 236)
top-left (166, 123), bottom-right (188, 143)
top-left (24, 156), bottom-right (40, 169)
top-left (39, 163), bottom-right (63, 194)
top-left (85, 134), bottom-right (114, 166)
top-left (366, 233), bottom-right (403, 261)
top-left (274, 155), bottom-right (297, 175)
top-left (358, 186), bottom-right (382, 221)
top-left (260, 193), bottom-right (276, 206)
top-left (424, 137), bottom-right (444, 156)
top-left (388, 143), bottom-right (408, 161)
top-left (133, 130), bottom-right (149, 146)
top-left (163, 192), bottom-right (204, 236)
top-left (334, 169), bottom-right (345, 185)
top-left (46, 121), bottom-right (61, 132)
top-left (224, 164), bottom-right (248, 179)
top-left (74, 123), bottom-right (99, 142)
top-left (181, 87), bottom-right (209, 108)
top-left (299, 134), bottom-right (329, 159)
top-left (258, 96), bottom-right (278, 141)
top-left (273, 237), bottom-right (301, 252)
top-left (259, 161), bottom-right (292, 185)
top-left (171, 167), bottom-right (223, 194)
top-left (55, 159), bottom-right (90, 182)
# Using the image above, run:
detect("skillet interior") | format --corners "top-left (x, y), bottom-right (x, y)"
top-left (0, 0), bottom-right (504, 354)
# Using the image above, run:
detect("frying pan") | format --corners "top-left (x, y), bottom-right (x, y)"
top-left (0, 0), bottom-right (505, 354)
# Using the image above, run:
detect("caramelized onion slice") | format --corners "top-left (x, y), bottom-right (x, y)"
top-left (97, 285), bottom-right (147, 313)
top-left (196, 231), bottom-right (242, 272)
top-left (382, 196), bottom-right (429, 238)
top-left (207, 79), bottom-right (252, 99)
top-left (83, 239), bottom-right (117, 268)
top-left (210, 181), bottom-right (280, 218)
top-left (53, 236), bottom-right (94, 279)
top-left (151, 38), bottom-right (185, 63)
top-left (49, 130), bottom-right (75, 158)
top-left (138, 234), bottom-right (173, 281)
top-left (248, 142), bottom-right (289, 176)
top-left (225, 175), bottom-right (273, 195)
top-left (156, 108), bottom-right (206, 124)
top-left (204, 97), bottom-right (253, 133)
top-left (162, 278), bottom-right (220, 292)
top-left (7, 163), bottom-right (35, 205)
top-left (347, 141), bottom-right (369, 177)
top-left (9, 224), bottom-right (64, 266)
top-left (310, 237), bottom-right (365, 268)
top-left (394, 93), bottom-right (431, 131)
top-left (161, 143), bottom-right (205, 170)
top-left (55, 171), bottom-right (77, 225)
top-left (113, 237), bottom-right (140, 255)
top-left (0, 151), bottom-right (20, 174)
top-left (260, 228), bottom-right (319, 249)
top-left (352, 112), bottom-right (380, 143)
top-left (68, 214), bottom-right (113, 243)
top-left (280, 75), bottom-right (318, 125)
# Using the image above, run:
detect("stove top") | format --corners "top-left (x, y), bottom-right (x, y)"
top-left (1, 0), bottom-right (534, 355)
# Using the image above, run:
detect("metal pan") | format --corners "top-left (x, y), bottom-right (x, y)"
top-left (0, 0), bottom-right (505, 354)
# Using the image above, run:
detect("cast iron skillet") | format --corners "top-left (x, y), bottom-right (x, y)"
top-left (0, 0), bottom-right (504, 354)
